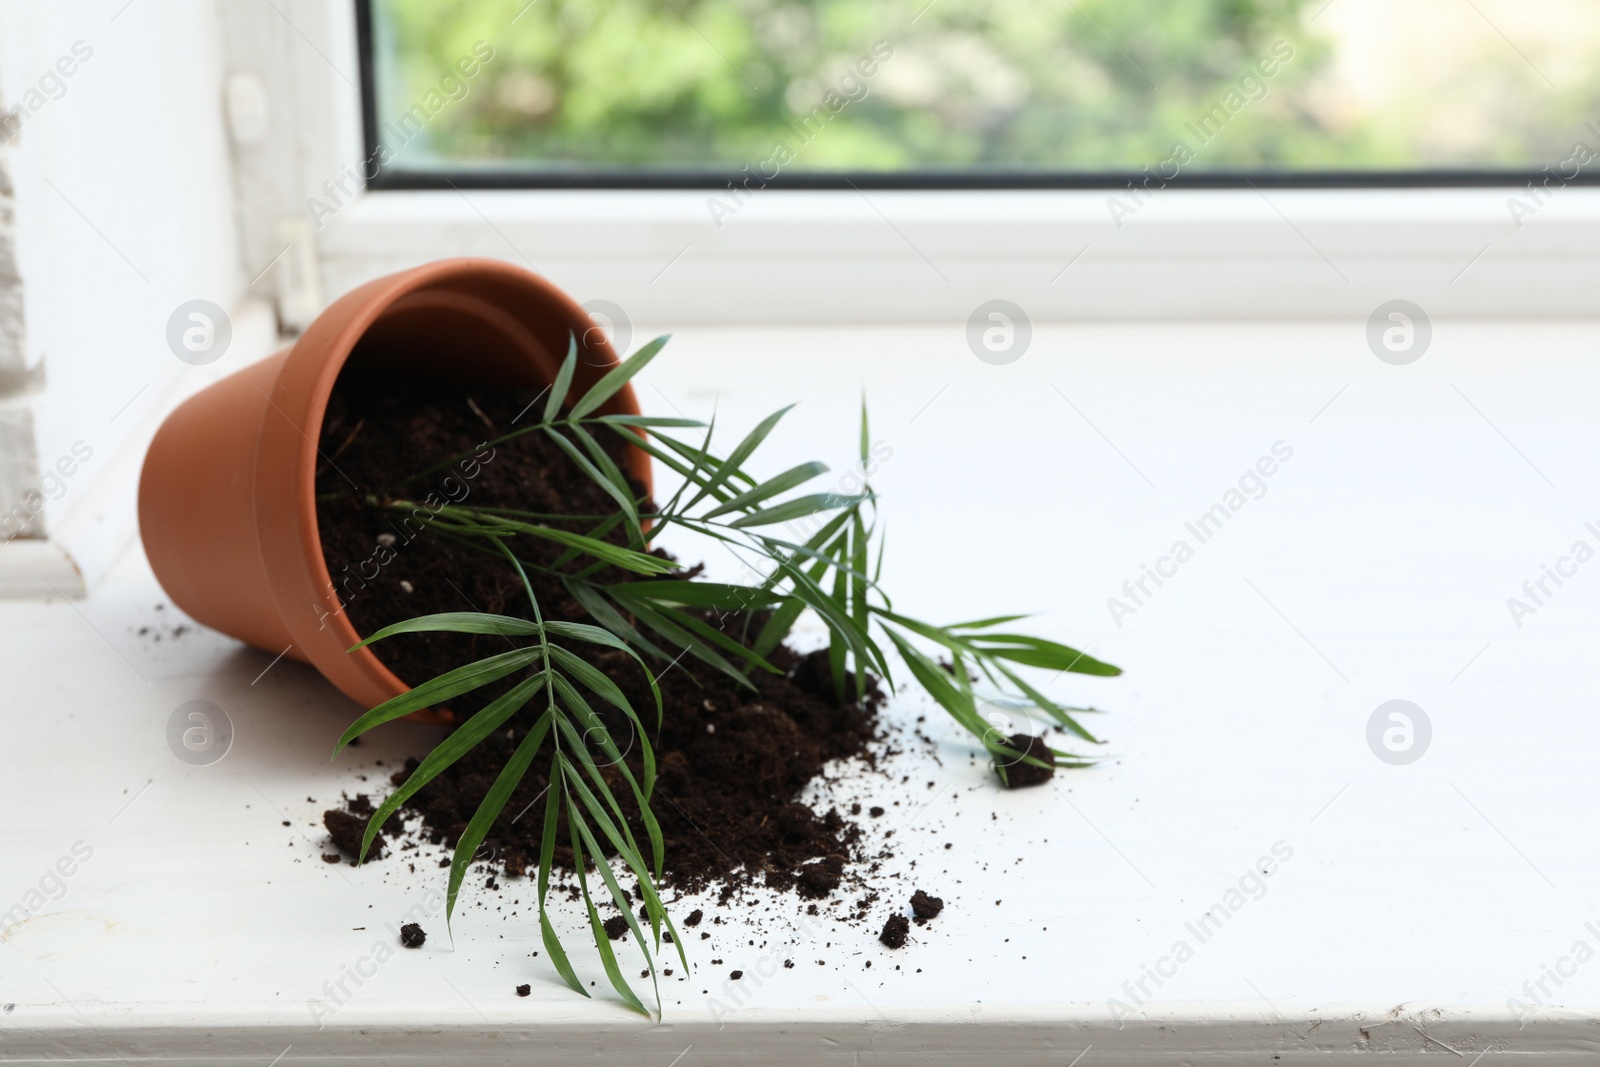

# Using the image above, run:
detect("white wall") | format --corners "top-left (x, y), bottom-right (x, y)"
top-left (0, 0), bottom-right (265, 594)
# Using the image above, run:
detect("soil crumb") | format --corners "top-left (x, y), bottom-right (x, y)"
top-left (879, 914), bottom-right (909, 949)
top-left (324, 810), bottom-right (384, 861)
top-left (998, 734), bottom-right (1055, 788)
top-left (399, 922), bottom-right (426, 948)
top-left (323, 794), bottom-right (401, 863)
top-left (910, 889), bottom-right (944, 923)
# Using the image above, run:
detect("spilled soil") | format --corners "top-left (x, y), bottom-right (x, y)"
top-left (314, 370), bottom-right (883, 896)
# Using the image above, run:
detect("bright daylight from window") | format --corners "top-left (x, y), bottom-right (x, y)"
top-left (370, 0), bottom-right (1600, 174)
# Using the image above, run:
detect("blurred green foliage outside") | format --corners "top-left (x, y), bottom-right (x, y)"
top-left (371, 0), bottom-right (1600, 172)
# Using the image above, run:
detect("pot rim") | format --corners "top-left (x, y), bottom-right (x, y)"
top-left (256, 258), bottom-right (634, 722)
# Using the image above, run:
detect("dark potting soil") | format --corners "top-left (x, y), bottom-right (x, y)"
top-left (399, 922), bottom-right (426, 948)
top-left (315, 373), bottom-right (884, 897)
top-left (878, 914), bottom-right (909, 949)
top-left (322, 793), bottom-right (400, 863)
top-left (323, 808), bottom-right (384, 860)
top-left (910, 889), bottom-right (944, 923)
top-left (1000, 734), bottom-right (1056, 788)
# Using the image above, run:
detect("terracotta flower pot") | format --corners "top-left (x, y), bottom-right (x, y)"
top-left (139, 259), bottom-right (650, 723)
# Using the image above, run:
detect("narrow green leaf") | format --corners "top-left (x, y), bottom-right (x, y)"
top-left (610, 580), bottom-right (783, 612)
top-left (747, 519), bottom-right (849, 664)
top-left (728, 492), bottom-right (860, 529)
top-left (859, 391), bottom-right (870, 466)
top-left (350, 612), bottom-right (541, 649)
top-left (749, 540), bottom-right (840, 664)
top-left (620, 432), bottom-right (739, 509)
top-left (948, 648), bottom-right (977, 707)
top-left (950, 614), bottom-right (1032, 631)
top-left (653, 426), bottom-right (760, 491)
top-left (552, 701), bottom-right (667, 889)
top-left (625, 599), bottom-right (758, 685)
top-left (543, 426), bottom-right (641, 534)
top-left (537, 769), bottom-right (586, 997)
top-left (884, 628), bottom-right (987, 738)
top-left (546, 597), bottom-right (667, 732)
top-left (488, 518), bottom-right (673, 575)
top-left (828, 547), bottom-right (848, 701)
top-left (666, 414), bottom-right (727, 517)
top-left (998, 662), bottom-right (1102, 744)
top-left (550, 512), bottom-right (627, 573)
top-left (569, 335), bottom-right (669, 420)
top-left (850, 510), bottom-right (869, 702)
top-left (596, 414), bottom-right (706, 428)
top-left (566, 579), bottom-right (680, 665)
top-left (446, 709), bottom-right (552, 924)
top-left (542, 619), bottom-right (637, 651)
top-left (702, 462), bottom-right (830, 519)
top-left (968, 633), bottom-right (1122, 676)
top-left (563, 761), bottom-right (685, 970)
top-left (546, 646), bottom-right (658, 792)
top-left (872, 609), bottom-right (972, 658)
top-left (780, 560), bottom-right (889, 678)
top-left (357, 675), bottom-right (546, 864)
top-left (545, 334), bottom-right (579, 423)
top-left (684, 404), bottom-right (794, 510)
top-left (334, 647), bottom-right (541, 754)
top-left (879, 610), bottom-right (1119, 678)
top-left (624, 596), bottom-right (779, 676)
top-left (750, 594), bottom-right (807, 663)
top-left (566, 804), bottom-right (651, 1015)
top-left (753, 525), bottom-right (880, 587)
top-left (550, 704), bottom-right (652, 872)
top-left (570, 422), bottom-right (641, 510)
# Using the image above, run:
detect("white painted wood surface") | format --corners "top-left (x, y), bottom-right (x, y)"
top-left (4, 322), bottom-right (1600, 1063)
top-left (320, 186), bottom-right (1600, 324)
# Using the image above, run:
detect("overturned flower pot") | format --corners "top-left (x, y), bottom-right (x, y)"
top-left (138, 259), bottom-right (648, 720)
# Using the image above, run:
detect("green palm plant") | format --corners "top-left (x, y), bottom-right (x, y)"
top-left (333, 334), bottom-right (1119, 1014)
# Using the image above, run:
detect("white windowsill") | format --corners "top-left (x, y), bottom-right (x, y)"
top-left (4, 320), bottom-right (1596, 1061)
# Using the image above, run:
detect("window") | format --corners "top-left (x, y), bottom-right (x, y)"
top-left (360, 0), bottom-right (1600, 186)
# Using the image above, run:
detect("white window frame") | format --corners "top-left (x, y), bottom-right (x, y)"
top-left (243, 1), bottom-right (1600, 329)
top-left (315, 186), bottom-right (1600, 324)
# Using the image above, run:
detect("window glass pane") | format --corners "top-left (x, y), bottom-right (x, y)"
top-left (369, 0), bottom-right (1600, 174)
